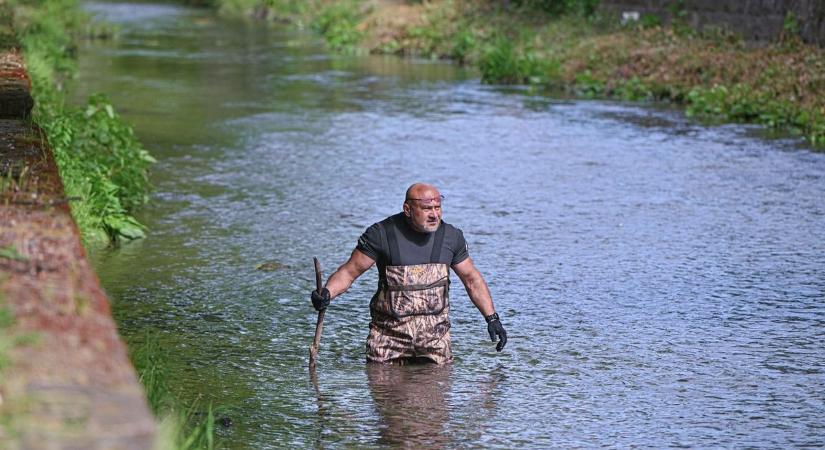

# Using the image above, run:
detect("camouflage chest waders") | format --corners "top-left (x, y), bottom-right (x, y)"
top-left (366, 221), bottom-right (452, 364)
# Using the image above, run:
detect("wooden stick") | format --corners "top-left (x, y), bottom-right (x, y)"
top-left (309, 257), bottom-right (325, 367)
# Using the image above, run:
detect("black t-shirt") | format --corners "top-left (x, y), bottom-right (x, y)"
top-left (356, 213), bottom-right (469, 271)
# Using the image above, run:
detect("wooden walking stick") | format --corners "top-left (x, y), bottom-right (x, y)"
top-left (309, 257), bottom-right (325, 367)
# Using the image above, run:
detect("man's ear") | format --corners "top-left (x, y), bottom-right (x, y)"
top-left (403, 201), bottom-right (411, 217)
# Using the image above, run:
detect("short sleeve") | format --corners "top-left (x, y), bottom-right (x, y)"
top-left (356, 223), bottom-right (382, 262)
top-left (451, 228), bottom-right (469, 266)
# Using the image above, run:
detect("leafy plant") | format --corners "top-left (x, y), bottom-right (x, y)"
top-left (13, 0), bottom-right (155, 245)
top-left (451, 27), bottom-right (476, 63)
top-left (312, 2), bottom-right (363, 52)
top-left (479, 37), bottom-right (552, 84)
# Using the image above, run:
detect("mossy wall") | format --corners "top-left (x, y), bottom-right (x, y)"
top-left (600, 0), bottom-right (825, 46)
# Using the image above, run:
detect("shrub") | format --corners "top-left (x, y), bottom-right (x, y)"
top-left (312, 2), bottom-right (363, 52)
top-left (479, 37), bottom-right (553, 84)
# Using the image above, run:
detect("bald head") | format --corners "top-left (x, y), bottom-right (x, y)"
top-left (403, 183), bottom-right (443, 233)
top-left (405, 183), bottom-right (441, 203)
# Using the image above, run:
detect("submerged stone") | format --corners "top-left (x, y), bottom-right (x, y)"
top-left (256, 261), bottom-right (289, 271)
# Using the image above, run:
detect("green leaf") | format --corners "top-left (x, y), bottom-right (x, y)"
top-left (0, 245), bottom-right (28, 262)
top-left (103, 215), bottom-right (146, 240)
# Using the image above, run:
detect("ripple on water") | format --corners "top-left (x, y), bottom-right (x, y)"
top-left (79, 2), bottom-right (825, 448)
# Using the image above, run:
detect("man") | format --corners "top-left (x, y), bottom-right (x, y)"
top-left (310, 183), bottom-right (507, 364)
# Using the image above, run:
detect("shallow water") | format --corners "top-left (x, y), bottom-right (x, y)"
top-left (74, 2), bottom-right (825, 448)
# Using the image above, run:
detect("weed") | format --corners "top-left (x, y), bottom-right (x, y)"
top-left (130, 332), bottom-right (219, 450)
top-left (479, 37), bottom-right (551, 84)
top-left (639, 13), bottom-right (661, 29)
top-left (615, 76), bottom-right (653, 101)
top-left (512, 0), bottom-right (600, 17)
top-left (11, 0), bottom-right (155, 245)
top-left (451, 27), bottom-right (476, 63)
top-left (0, 245), bottom-right (28, 263)
top-left (0, 163), bottom-right (33, 195)
top-left (312, 1), bottom-right (363, 53)
top-left (573, 69), bottom-right (604, 97)
top-left (780, 11), bottom-right (802, 49)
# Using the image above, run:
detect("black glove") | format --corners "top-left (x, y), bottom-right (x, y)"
top-left (311, 288), bottom-right (330, 311)
top-left (485, 312), bottom-right (507, 352)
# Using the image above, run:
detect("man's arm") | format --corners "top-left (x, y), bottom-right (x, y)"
top-left (452, 257), bottom-right (495, 317)
top-left (453, 256), bottom-right (507, 351)
top-left (325, 248), bottom-right (375, 299)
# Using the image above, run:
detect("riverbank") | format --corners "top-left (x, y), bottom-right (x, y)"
top-left (1, 1), bottom-right (218, 448)
top-left (7, 0), bottom-right (154, 247)
top-left (1, 2), bottom-right (156, 447)
top-left (217, 0), bottom-right (825, 147)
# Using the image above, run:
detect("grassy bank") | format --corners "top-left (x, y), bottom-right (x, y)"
top-left (8, 0), bottom-right (154, 246)
top-left (217, 0), bottom-right (825, 146)
top-left (130, 333), bottom-right (218, 450)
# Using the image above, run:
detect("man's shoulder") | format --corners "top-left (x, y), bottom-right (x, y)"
top-left (440, 220), bottom-right (463, 236)
top-left (361, 213), bottom-right (402, 239)
top-left (366, 213), bottom-right (403, 230)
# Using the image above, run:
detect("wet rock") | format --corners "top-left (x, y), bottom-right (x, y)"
top-left (217, 416), bottom-right (233, 428)
top-left (256, 261), bottom-right (289, 271)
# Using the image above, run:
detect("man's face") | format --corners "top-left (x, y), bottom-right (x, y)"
top-left (404, 196), bottom-right (442, 233)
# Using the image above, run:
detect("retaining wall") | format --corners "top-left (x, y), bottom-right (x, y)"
top-left (599, 0), bottom-right (825, 46)
top-left (0, 9), bottom-right (155, 449)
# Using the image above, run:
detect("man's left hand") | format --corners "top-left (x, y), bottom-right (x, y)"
top-left (485, 313), bottom-right (507, 352)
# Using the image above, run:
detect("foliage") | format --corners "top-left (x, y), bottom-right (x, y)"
top-left (509, 0), bottom-right (600, 17)
top-left (11, 0), bottom-right (154, 245)
top-left (311, 1), bottom-right (364, 52)
top-left (213, 0), bottom-right (825, 147)
top-left (686, 84), bottom-right (825, 144)
top-left (639, 13), bottom-right (661, 29)
top-left (479, 37), bottom-right (555, 84)
top-left (451, 26), bottom-right (476, 63)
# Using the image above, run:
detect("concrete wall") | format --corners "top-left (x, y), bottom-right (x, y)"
top-left (0, 7), bottom-right (156, 448)
top-left (599, 0), bottom-right (825, 46)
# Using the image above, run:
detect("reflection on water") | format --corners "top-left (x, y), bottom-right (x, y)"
top-left (367, 364), bottom-right (453, 449)
top-left (74, 1), bottom-right (825, 449)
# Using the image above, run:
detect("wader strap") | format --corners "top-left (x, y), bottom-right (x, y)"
top-left (384, 218), bottom-right (401, 267)
top-left (384, 277), bottom-right (449, 292)
top-left (377, 221), bottom-right (390, 268)
top-left (429, 223), bottom-right (446, 263)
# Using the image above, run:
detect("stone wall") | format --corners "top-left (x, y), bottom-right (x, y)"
top-left (599, 0), bottom-right (825, 46)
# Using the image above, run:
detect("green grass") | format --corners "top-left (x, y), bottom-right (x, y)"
top-left (130, 332), bottom-right (218, 450)
top-left (10, 0), bottom-right (154, 246)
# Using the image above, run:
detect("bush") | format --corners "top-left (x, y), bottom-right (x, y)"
top-left (312, 2), bottom-right (363, 52)
top-left (479, 37), bottom-right (553, 84)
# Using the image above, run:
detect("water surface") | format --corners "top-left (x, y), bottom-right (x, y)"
top-left (74, 2), bottom-right (825, 448)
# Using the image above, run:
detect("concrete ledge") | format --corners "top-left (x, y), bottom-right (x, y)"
top-left (0, 11), bottom-right (156, 448)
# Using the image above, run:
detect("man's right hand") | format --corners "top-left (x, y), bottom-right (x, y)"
top-left (311, 287), bottom-right (330, 311)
